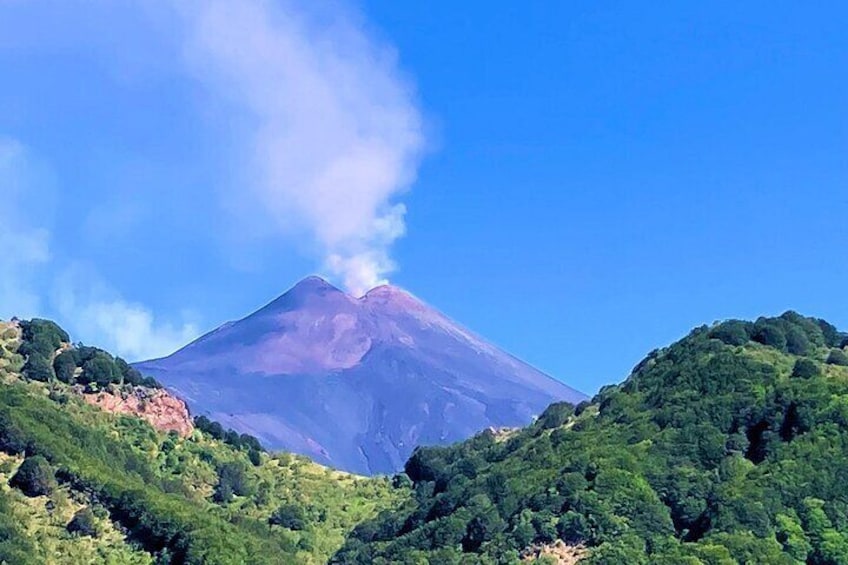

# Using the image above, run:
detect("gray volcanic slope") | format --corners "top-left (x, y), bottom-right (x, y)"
top-left (135, 277), bottom-right (587, 475)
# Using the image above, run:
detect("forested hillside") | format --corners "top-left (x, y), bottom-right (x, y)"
top-left (333, 312), bottom-right (848, 564)
top-left (5, 312), bottom-right (848, 564)
top-left (0, 319), bottom-right (407, 564)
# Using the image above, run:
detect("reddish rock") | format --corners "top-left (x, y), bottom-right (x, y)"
top-left (84, 387), bottom-right (193, 437)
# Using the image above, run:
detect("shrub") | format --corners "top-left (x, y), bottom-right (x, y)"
top-left (535, 402), bottom-right (575, 430)
top-left (709, 321), bottom-right (751, 347)
top-left (392, 473), bottom-right (413, 489)
top-left (115, 357), bottom-right (144, 386)
top-left (791, 359), bottom-right (821, 380)
top-left (786, 327), bottom-right (812, 356)
top-left (53, 350), bottom-right (78, 384)
top-left (752, 323), bottom-right (787, 352)
top-left (826, 349), bottom-right (848, 367)
top-left (67, 507), bottom-right (98, 537)
top-left (22, 354), bottom-right (53, 382)
top-left (10, 455), bottom-right (56, 497)
top-left (79, 353), bottom-right (121, 387)
top-left (214, 462), bottom-right (251, 503)
top-left (269, 504), bottom-right (307, 530)
top-left (18, 319), bottom-right (68, 357)
top-left (0, 413), bottom-right (29, 455)
top-left (816, 320), bottom-right (842, 348)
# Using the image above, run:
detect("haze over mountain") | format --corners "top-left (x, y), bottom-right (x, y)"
top-left (134, 277), bottom-right (586, 475)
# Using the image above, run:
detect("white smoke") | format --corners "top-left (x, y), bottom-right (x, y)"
top-left (52, 265), bottom-right (200, 361)
top-left (0, 137), bottom-right (198, 360)
top-left (178, 0), bottom-right (425, 296)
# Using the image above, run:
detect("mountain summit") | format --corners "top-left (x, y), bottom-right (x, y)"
top-left (135, 277), bottom-right (586, 474)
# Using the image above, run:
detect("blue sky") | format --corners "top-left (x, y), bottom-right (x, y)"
top-left (1, 1), bottom-right (846, 394)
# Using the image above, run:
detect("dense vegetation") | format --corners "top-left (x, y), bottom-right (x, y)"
top-left (0, 319), bottom-right (408, 564)
top-left (333, 312), bottom-right (848, 564)
top-left (5, 311), bottom-right (848, 563)
top-left (17, 317), bottom-right (159, 389)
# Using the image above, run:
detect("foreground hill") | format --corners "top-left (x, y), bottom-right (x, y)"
top-left (333, 312), bottom-right (848, 564)
top-left (135, 277), bottom-right (586, 475)
top-left (0, 319), bottom-right (407, 564)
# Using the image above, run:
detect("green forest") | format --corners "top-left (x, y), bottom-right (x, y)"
top-left (332, 312), bottom-right (848, 564)
top-left (2, 312), bottom-right (848, 564)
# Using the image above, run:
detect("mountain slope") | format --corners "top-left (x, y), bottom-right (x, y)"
top-left (136, 277), bottom-right (586, 475)
top-left (0, 318), bottom-right (407, 564)
top-left (333, 312), bottom-right (848, 564)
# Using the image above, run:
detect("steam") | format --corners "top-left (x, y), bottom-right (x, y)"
top-left (53, 265), bottom-right (199, 361)
top-left (179, 0), bottom-right (425, 296)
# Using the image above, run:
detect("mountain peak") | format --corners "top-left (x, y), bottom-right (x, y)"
top-left (252, 276), bottom-right (348, 316)
top-left (292, 275), bottom-right (340, 293)
top-left (136, 276), bottom-right (587, 474)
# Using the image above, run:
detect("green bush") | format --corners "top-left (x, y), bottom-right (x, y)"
top-left (79, 352), bottom-right (121, 387)
top-left (392, 473), bottom-right (413, 489)
top-left (708, 320), bottom-right (751, 347)
top-left (18, 319), bottom-right (68, 358)
top-left (10, 455), bottom-right (56, 497)
top-left (785, 327), bottom-right (812, 356)
top-left (194, 415), bottom-right (264, 453)
top-left (67, 507), bottom-right (98, 537)
top-left (269, 503), bottom-right (307, 530)
top-left (791, 358), bottom-right (821, 380)
top-left (22, 353), bottom-right (53, 382)
top-left (53, 350), bottom-right (78, 383)
top-left (534, 402), bottom-right (575, 430)
top-left (214, 462), bottom-right (251, 503)
top-left (826, 348), bottom-right (848, 367)
top-left (752, 322), bottom-right (787, 351)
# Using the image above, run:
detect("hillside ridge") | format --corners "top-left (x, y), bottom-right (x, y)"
top-left (333, 311), bottom-right (848, 564)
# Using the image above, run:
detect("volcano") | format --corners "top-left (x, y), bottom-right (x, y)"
top-left (135, 277), bottom-right (586, 474)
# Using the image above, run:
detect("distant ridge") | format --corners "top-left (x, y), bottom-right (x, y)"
top-left (136, 277), bottom-right (586, 474)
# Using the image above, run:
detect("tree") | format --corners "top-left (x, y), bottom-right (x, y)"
top-left (392, 473), bottom-right (413, 489)
top-left (80, 353), bottom-right (121, 387)
top-left (786, 327), bottom-right (812, 356)
top-left (214, 462), bottom-right (251, 503)
top-left (53, 350), bottom-right (78, 384)
top-left (535, 402), bottom-right (575, 430)
top-left (10, 455), bottom-right (56, 497)
top-left (752, 323), bottom-right (787, 351)
top-left (826, 349), bottom-right (848, 367)
top-left (0, 413), bottom-right (29, 455)
top-left (269, 504), bottom-right (307, 530)
top-left (67, 507), bottom-right (98, 537)
top-left (816, 319), bottom-right (842, 348)
top-left (791, 359), bottom-right (821, 380)
top-left (115, 357), bottom-right (144, 385)
top-left (19, 319), bottom-right (69, 357)
top-left (709, 321), bottom-right (751, 347)
top-left (22, 354), bottom-right (53, 382)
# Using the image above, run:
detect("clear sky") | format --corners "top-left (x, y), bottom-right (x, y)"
top-left (0, 1), bottom-right (845, 395)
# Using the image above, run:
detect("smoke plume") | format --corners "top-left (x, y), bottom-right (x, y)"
top-left (179, 0), bottom-right (425, 295)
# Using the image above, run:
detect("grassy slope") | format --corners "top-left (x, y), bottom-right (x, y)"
top-left (0, 321), bottom-right (408, 564)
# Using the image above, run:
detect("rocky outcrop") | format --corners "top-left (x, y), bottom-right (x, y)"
top-left (521, 541), bottom-right (587, 564)
top-left (84, 387), bottom-right (193, 437)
